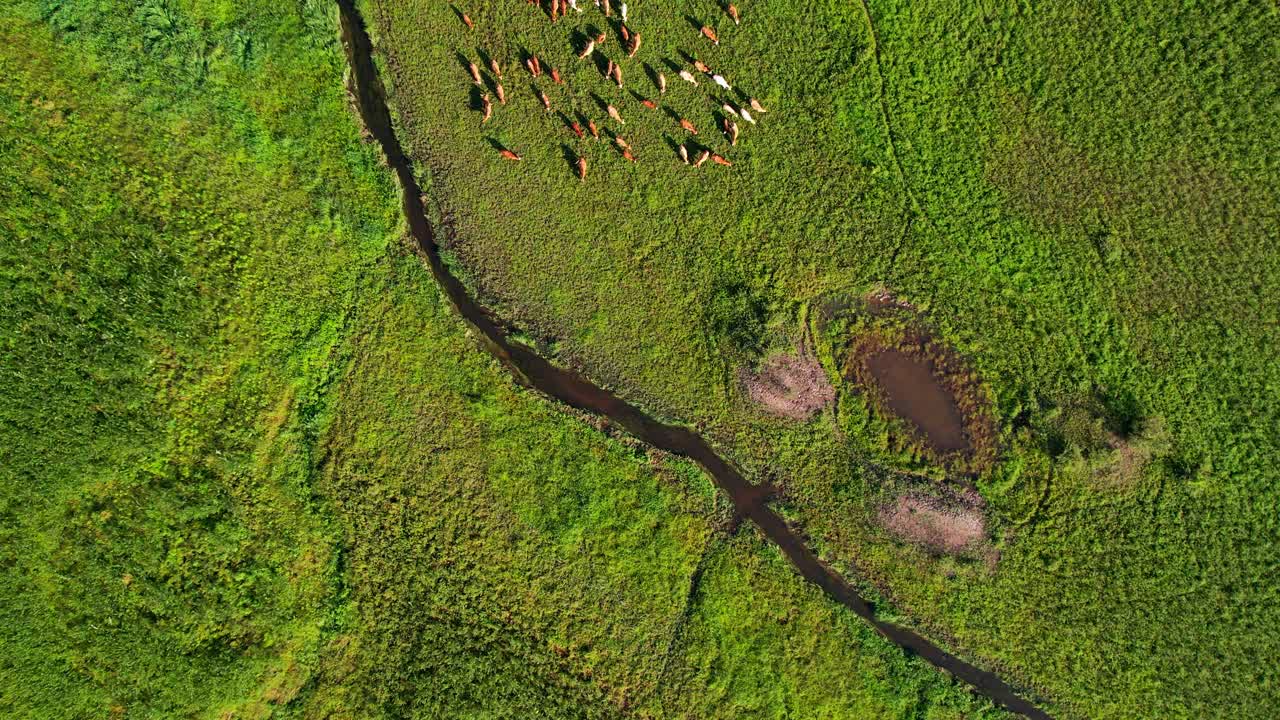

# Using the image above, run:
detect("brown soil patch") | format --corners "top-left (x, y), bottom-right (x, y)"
top-left (865, 349), bottom-right (968, 454)
top-left (844, 326), bottom-right (999, 472)
top-left (878, 492), bottom-right (986, 555)
top-left (741, 347), bottom-right (835, 420)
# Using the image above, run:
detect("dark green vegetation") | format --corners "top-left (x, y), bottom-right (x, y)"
top-left (2, 0), bottom-right (1018, 717)
top-left (367, 0), bottom-right (1280, 717)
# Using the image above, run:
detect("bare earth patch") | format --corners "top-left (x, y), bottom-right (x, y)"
top-left (878, 493), bottom-right (987, 556)
top-left (741, 348), bottom-right (835, 420)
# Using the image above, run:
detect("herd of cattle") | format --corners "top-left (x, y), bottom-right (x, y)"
top-left (456, 1), bottom-right (769, 180)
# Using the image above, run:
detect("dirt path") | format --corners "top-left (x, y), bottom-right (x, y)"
top-left (337, 3), bottom-right (1050, 717)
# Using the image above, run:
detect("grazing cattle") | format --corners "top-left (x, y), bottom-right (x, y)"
top-left (722, 102), bottom-right (739, 118)
top-left (550, 67), bottom-right (563, 84)
top-left (620, 25), bottom-right (630, 42)
top-left (489, 58), bottom-right (502, 78)
top-left (679, 118), bottom-right (697, 134)
top-left (711, 153), bottom-right (732, 166)
top-left (537, 88), bottom-right (552, 111)
top-left (496, 82), bottom-right (507, 103)
top-left (701, 25), bottom-right (719, 45)
top-left (612, 63), bottom-right (624, 87)
top-left (614, 135), bottom-right (629, 149)
top-left (627, 32), bottom-right (641, 58)
top-left (468, 61), bottom-right (483, 85)
top-left (727, 3), bottom-right (740, 25)
top-left (712, 74), bottom-right (731, 90)
top-left (641, 98), bottom-right (657, 109)
top-left (481, 94), bottom-right (492, 123)
top-left (578, 39), bottom-right (595, 59)
top-left (620, 2), bottom-right (628, 22)
top-left (499, 148), bottom-right (521, 161)
top-left (739, 107), bottom-right (756, 124)
top-left (577, 156), bottom-right (588, 180)
top-left (657, 72), bottom-right (667, 94)
top-left (568, 0), bottom-right (580, 11)
top-left (678, 144), bottom-right (689, 163)
top-left (607, 104), bottom-right (625, 124)
top-left (602, 0), bottom-right (611, 16)
top-left (749, 97), bottom-right (768, 114)
top-left (606, 59), bottom-right (615, 79)
top-left (678, 69), bottom-right (698, 85)
top-left (693, 59), bottom-right (711, 74)
top-left (621, 147), bottom-right (637, 162)
top-left (722, 117), bottom-right (739, 145)
top-left (461, 12), bottom-right (474, 29)
top-left (694, 150), bottom-right (710, 167)
top-left (588, 118), bottom-right (601, 138)
top-left (595, 31), bottom-right (608, 45)
top-left (525, 56), bottom-right (540, 76)
top-left (571, 120), bottom-right (585, 138)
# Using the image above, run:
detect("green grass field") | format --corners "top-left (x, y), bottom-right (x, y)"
top-left (0, 0), bottom-right (1039, 717)
top-left (362, 0), bottom-right (1280, 717)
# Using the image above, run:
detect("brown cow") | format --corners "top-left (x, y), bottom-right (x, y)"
top-left (722, 117), bottom-right (739, 145)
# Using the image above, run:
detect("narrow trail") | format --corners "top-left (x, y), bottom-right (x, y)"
top-left (336, 2), bottom-right (1050, 717)
top-left (855, 0), bottom-right (925, 278)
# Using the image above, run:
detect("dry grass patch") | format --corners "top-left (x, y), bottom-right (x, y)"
top-left (878, 492), bottom-right (987, 557)
top-left (740, 345), bottom-right (835, 421)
